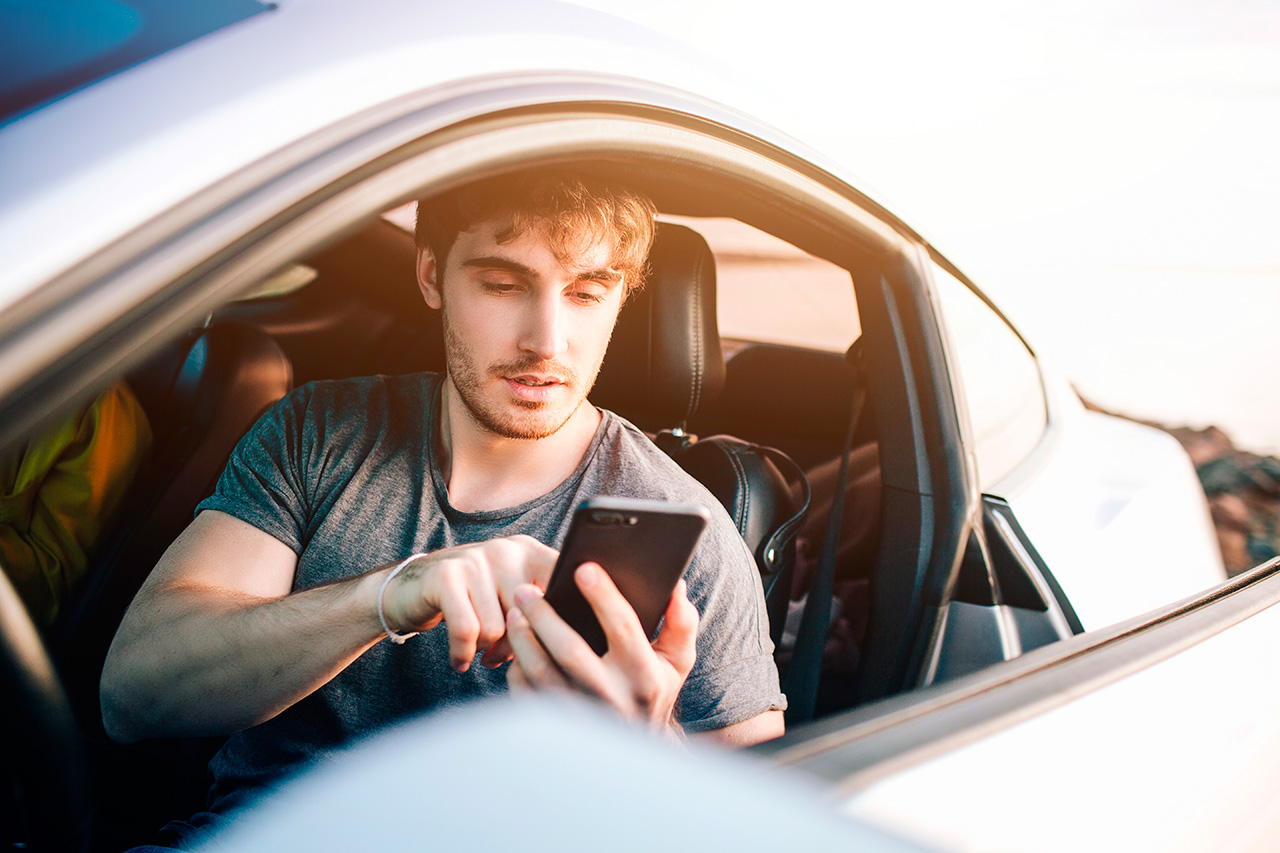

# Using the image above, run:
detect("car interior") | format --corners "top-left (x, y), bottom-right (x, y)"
top-left (5, 156), bottom-right (929, 851)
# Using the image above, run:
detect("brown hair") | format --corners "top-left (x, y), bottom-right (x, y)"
top-left (415, 169), bottom-right (657, 297)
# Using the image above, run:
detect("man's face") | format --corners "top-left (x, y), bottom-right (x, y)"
top-left (416, 216), bottom-right (626, 440)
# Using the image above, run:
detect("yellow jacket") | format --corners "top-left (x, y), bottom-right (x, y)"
top-left (0, 381), bottom-right (152, 628)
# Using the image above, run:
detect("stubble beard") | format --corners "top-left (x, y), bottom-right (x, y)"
top-left (442, 317), bottom-right (602, 441)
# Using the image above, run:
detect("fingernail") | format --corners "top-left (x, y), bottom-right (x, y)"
top-left (508, 606), bottom-right (523, 625)
top-left (577, 563), bottom-right (599, 587)
top-left (514, 585), bottom-right (540, 606)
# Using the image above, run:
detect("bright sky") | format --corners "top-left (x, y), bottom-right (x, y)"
top-left (570, 0), bottom-right (1280, 453)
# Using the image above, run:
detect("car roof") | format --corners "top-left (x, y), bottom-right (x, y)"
top-left (0, 0), bottom-right (777, 314)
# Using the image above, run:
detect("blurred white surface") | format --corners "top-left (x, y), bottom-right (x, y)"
top-left (198, 697), bottom-right (932, 853)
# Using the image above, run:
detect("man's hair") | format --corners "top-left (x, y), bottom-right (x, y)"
top-left (414, 169), bottom-right (658, 296)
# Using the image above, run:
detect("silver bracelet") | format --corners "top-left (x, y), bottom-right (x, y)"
top-left (377, 553), bottom-right (428, 644)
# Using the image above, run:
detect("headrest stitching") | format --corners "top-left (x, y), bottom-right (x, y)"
top-left (687, 246), bottom-right (705, 421)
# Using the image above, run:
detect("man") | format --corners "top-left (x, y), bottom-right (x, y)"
top-left (101, 170), bottom-right (785, 840)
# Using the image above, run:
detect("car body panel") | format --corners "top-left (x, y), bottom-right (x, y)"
top-left (998, 364), bottom-right (1225, 629)
top-left (835, 559), bottom-right (1280, 851)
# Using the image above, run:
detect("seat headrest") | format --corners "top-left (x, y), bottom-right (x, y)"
top-left (590, 222), bottom-right (725, 426)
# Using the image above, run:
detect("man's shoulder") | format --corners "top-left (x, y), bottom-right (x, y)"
top-left (280, 373), bottom-right (437, 421)
top-left (592, 411), bottom-right (725, 508)
top-left (293, 372), bottom-right (436, 404)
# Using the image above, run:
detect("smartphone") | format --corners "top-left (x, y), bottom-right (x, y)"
top-left (543, 496), bottom-right (710, 655)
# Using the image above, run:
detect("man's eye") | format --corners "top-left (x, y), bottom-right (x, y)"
top-left (481, 280), bottom-right (520, 294)
top-left (570, 289), bottom-right (607, 305)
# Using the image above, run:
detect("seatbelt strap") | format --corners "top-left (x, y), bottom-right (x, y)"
top-left (782, 341), bottom-right (866, 723)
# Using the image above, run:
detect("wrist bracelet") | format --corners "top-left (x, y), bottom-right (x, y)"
top-left (377, 553), bottom-right (428, 644)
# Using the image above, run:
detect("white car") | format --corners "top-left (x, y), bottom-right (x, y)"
top-left (1, 2), bottom-right (1257, 851)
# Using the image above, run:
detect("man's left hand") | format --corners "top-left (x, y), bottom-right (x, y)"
top-left (504, 563), bottom-right (698, 734)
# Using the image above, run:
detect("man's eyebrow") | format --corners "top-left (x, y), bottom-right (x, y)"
top-left (461, 257), bottom-right (623, 284)
top-left (460, 256), bottom-right (537, 277)
top-left (576, 268), bottom-right (623, 284)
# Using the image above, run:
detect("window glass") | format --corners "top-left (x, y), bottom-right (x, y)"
top-left (662, 216), bottom-right (859, 353)
top-left (931, 260), bottom-right (1047, 489)
top-left (0, 0), bottom-right (271, 124)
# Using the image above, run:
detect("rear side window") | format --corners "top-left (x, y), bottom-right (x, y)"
top-left (931, 260), bottom-right (1047, 490)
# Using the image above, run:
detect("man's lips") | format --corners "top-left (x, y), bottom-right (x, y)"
top-left (508, 374), bottom-right (562, 387)
top-left (504, 374), bottom-right (566, 403)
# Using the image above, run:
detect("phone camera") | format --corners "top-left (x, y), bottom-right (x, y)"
top-left (590, 511), bottom-right (642, 526)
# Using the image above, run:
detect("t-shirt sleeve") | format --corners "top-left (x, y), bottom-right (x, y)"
top-left (196, 385), bottom-right (316, 554)
top-left (675, 513), bottom-right (787, 732)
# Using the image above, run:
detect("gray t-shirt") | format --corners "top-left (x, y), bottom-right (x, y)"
top-left (197, 373), bottom-right (783, 813)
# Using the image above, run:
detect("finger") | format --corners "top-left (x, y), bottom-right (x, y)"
top-left (513, 584), bottom-right (624, 704)
top-left (437, 573), bottom-right (482, 672)
top-left (527, 542), bottom-right (558, 589)
top-left (467, 573), bottom-right (507, 652)
top-left (651, 579), bottom-right (699, 677)
top-left (506, 657), bottom-right (532, 694)
top-left (504, 603), bottom-right (571, 691)
top-left (573, 563), bottom-right (649, 662)
top-left (481, 635), bottom-right (514, 669)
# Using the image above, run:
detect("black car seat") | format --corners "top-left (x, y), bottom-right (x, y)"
top-left (56, 321), bottom-right (294, 659)
top-left (591, 222), bottom-right (809, 645)
top-left (50, 321), bottom-right (293, 849)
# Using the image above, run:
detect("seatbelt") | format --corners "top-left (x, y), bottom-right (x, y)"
top-left (782, 340), bottom-right (866, 724)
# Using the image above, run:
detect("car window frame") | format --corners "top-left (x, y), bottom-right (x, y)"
top-left (0, 89), bottom-right (975, 714)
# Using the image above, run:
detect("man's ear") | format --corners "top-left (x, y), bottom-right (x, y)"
top-left (416, 246), bottom-right (443, 310)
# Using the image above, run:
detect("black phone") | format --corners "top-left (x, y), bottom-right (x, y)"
top-left (543, 496), bottom-right (709, 656)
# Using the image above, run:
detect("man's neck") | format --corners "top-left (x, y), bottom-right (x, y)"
top-left (436, 381), bottom-right (602, 513)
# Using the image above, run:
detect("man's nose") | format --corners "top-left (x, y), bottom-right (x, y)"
top-left (519, 292), bottom-right (568, 360)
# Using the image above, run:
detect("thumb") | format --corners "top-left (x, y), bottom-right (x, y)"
top-left (651, 579), bottom-right (698, 677)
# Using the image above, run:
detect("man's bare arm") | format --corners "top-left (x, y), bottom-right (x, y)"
top-left (101, 511), bottom-right (556, 743)
top-left (696, 710), bottom-right (785, 747)
top-left (100, 511), bottom-right (389, 742)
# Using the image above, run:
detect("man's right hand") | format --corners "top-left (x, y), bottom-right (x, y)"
top-left (379, 534), bottom-right (557, 671)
